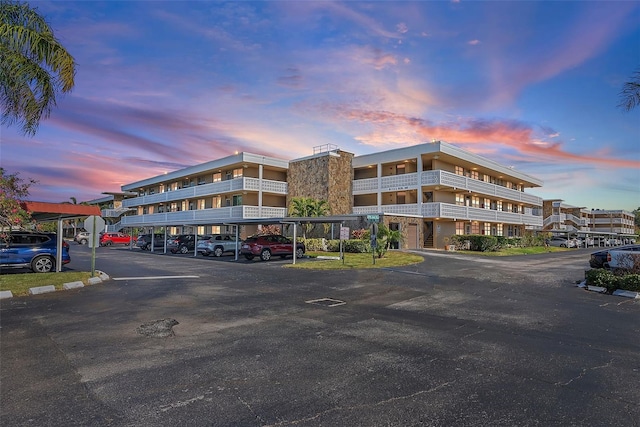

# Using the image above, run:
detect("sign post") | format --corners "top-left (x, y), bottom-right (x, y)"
top-left (339, 225), bottom-right (349, 265)
top-left (367, 215), bottom-right (380, 265)
top-left (83, 215), bottom-right (105, 277)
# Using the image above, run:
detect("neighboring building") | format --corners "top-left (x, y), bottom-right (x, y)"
top-left (588, 208), bottom-right (636, 236)
top-left (120, 152), bottom-right (289, 237)
top-left (117, 141), bottom-right (546, 249)
top-left (542, 200), bottom-right (591, 233)
top-left (541, 199), bottom-right (636, 240)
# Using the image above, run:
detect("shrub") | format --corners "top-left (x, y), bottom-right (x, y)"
top-left (616, 273), bottom-right (640, 292)
top-left (304, 238), bottom-right (327, 251)
top-left (585, 269), bottom-right (617, 291)
top-left (584, 269), bottom-right (640, 293)
top-left (326, 239), bottom-right (341, 252)
top-left (342, 239), bottom-right (370, 253)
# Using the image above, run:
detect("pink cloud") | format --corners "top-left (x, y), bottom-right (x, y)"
top-left (338, 108), bottom-right (640, 168)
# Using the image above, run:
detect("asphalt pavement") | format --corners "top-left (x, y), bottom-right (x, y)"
top-left (1, 244), bottom-right (639, 426)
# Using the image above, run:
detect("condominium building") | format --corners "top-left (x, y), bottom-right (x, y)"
top-left (542, 200), bottom-right (636, 238)
top-left (117, 141), bottom-right (545, 249)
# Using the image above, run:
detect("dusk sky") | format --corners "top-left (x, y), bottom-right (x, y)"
top-left (2, 1), bottom-right (639, 211)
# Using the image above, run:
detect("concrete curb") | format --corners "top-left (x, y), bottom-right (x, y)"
top-left (2, 272), bottom-right (110, 300)
top-left (578, 280), bottom-right (640, 299)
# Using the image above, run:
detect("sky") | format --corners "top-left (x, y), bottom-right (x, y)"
top-left (2, 0), bottom-right (639, 211)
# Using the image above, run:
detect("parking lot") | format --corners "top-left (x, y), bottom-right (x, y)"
top-left (1, 245), bottom-right (639, 426)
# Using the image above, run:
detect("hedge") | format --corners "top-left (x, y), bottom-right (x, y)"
top-left (584, 268), bottom-right (640, 293)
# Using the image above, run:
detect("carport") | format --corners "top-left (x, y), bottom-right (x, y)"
top-left (121, 213), bottom-right (372, 264)
top-left (21, 201), bottom-right (102, 272)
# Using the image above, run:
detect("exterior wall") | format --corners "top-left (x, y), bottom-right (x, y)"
top-left (383, 215), bottom-right (424, 250)
top-left (287, 150), bottom-right (354, 215)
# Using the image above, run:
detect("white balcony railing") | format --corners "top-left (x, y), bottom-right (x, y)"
top-left (122, 177), bottom-right (287, 208)
top-left (120, 205), bottom-right (287, 226)
top-left (353, 170), bottom-right (542, 206)
top-left (353, 202), bottom-right (543, 226)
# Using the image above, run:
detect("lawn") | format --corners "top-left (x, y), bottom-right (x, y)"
top-left (0, 271), bottom-right (94, 297)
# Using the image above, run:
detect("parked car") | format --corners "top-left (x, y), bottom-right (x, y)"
top-left (100, 232), bottom-right (133, 246)
top-left (197, 234), bottom-right (241, 257)
top-left (589, 244), bottom-right (640, 269)
top-left (136, 233), bottom-right (171, 251)
top-left (240, 234), bottom-right (305, 261)
top-left (74, 231), bottom-right (90, 245)
top-left (548, 236), bottom-right (574, 248)
top-left (0, 231), bottom-right (70, 273)
top-left (168, 234), bottom-right (211, 254)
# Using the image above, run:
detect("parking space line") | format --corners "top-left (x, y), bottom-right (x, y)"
top-left (112, 275), bottom-right (200, 281)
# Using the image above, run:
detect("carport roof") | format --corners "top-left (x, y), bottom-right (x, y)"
top-left (21, 201), bottom-right (102, 222)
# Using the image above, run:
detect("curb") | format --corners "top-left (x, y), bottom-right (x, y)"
top-left (578, 280), bottom-right (640, 299)
top-left (2, 271), bottom-right (110, 300)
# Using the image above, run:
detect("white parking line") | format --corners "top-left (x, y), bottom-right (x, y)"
top-left (112, 275), bottom-right (200, 281)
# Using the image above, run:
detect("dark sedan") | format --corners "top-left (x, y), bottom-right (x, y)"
top-left (589, 244), bottom-right (640, 268)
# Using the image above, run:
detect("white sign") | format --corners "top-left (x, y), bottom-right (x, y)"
top-left (340, 227), bottom-right (350, 240)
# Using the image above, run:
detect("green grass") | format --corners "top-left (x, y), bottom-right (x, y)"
top-left (290, 251), bottom-right (424, 270)
top-left (0, 271), bottom-right (94, 297)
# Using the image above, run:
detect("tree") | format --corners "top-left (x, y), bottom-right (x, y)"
top-left (0, 0), bottom-right (76, 136)
top-left (288, 197), bottom-right (330, 239)
top-left (0, 168), bottom-right (35, 243)
top-left (618, 69), bottom-right (640, 112)
top-left (633, 207), bottom-right (640, 232)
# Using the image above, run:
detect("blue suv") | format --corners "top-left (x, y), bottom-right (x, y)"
top-left (0, 232), bottom-right (70, 273)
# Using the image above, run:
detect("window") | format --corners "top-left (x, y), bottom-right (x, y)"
top-left (159, 184), bottom-right (165, 193)
top-left (212, 196), bottom-right (221, 208)
top-left (233, 168), bottom-right (243, 178)
top-left (483, 174), bottom-right (491, 183)
top-left (197, 199), bottom-right (206, 210)
top-left (496, 200), bottom-right (503, 211)
top-left (396, 164), bottom-right (406, 175)
top-left (197, 177), bottom-right (206, 185)
top-left (455, 194), bottom-right (465, 206)
top-left (397, 192), bottom-right (406, 204)
top-left (170, 202), bottom-right (179, 212)
top-left (484, 223), bottom-right (491, 235)
top-left (496, 224), bottom-right (503, 236)
top-left (158, 205), bottom-right (165, 213)
top-left (483, 198), bottom-right (491, 209)
top-left (471, 221), bottom-right (480, 234)
top-left (213, 173), bottom-right (222, 182)
top-left (471, 196), bottom-right (480, 208)
top-left (455, 222), bottom-right (465, 235)
top-left (142, 207), bottom-right (148, 214)
top-left (455, 166), bottom-right (464, 176)
top-left (506, 203), bottom-right (513, 212)
top-left (232, 194), bottom-right (242, 206)
top-left (470, 170), bottom-right (479, 180)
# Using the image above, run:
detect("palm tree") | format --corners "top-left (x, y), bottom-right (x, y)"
top-left (288, 197), bottom-right (330, 239)
top-left (619, 69), bottom-right (640, 112)
top-left (0, 0), bottom-right (76, 136)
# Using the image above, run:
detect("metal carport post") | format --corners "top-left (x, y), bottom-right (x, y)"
top-left (223, 223), bottom-right (240, 261)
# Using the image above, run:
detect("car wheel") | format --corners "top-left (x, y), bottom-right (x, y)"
top-left (106, 241), bottom-right (112, 246)
top-left (144, 243), bottom-right (151, 251)
top-left (244, 254), bottom-right (254, 260)
top-left (31, 255), bottom-right (54, 273)
top-left (213, 246), bottom-right (224, 257)
top-left (79, 239), bottom-right (87, 245)
top-left (296, 248), bottom-right (304, 258)
top-left (179, 245), bottom-right (189, 254)
top-left (260, 249), bottom-right (271, 261)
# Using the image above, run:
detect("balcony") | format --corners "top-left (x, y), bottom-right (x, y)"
top-left (353, 202), bottom-right (542, 226)
top-left (122, 177), bottom-right (287, 208)
top-left (353, 170), bottom-right (542, 205)
top-left (120, 205), bottom-right (287, 226)
top-left (101, 207), bottom-right (135, 218)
